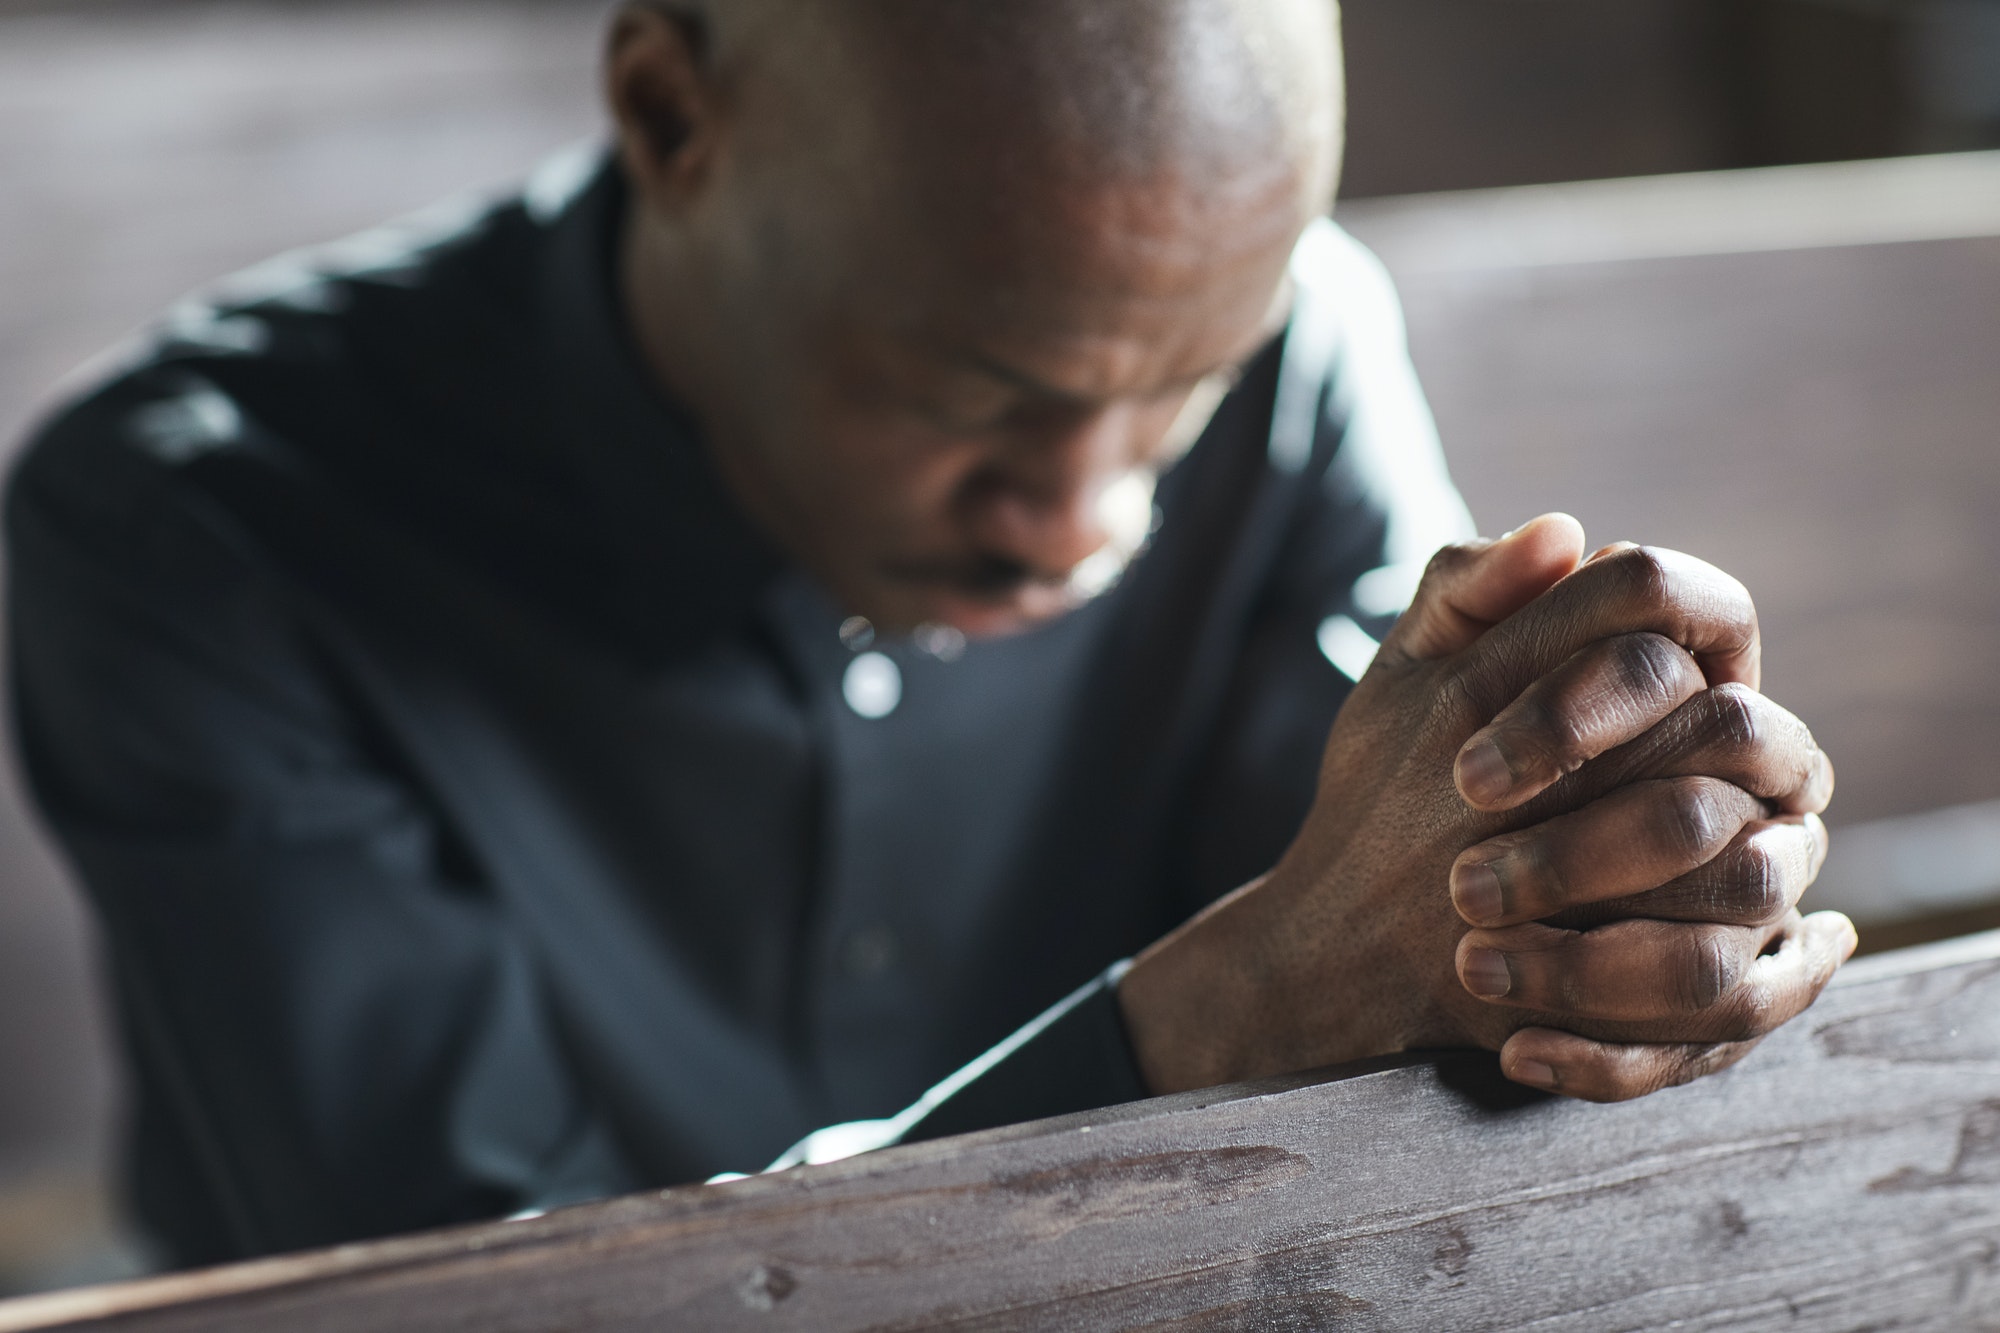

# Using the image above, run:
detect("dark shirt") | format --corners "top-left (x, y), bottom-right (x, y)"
top-left (6, 147), bottom-right (1470, 1265)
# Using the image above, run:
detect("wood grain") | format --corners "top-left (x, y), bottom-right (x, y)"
top-left (3, 930), bottom-right (1997, 1331)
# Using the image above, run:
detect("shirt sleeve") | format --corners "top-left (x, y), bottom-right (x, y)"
top-left (760, 961), bottom-right (1148, 1171)
top-left (5, 388), bottom-right (635, 1266)
top-left (897, 962), bottom-right (1150, 1142)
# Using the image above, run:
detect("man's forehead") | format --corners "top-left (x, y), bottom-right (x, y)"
top-left (884, 210), bottom-right (1305, 406)
top-left (911, 135), bottom-right (1316, 287)
top-left (930, 267), bottom-right (1297, 406)
top-left (716, 0), bottom-right (1341, 193)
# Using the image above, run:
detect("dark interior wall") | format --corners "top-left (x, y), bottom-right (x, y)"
top-left (1, 0), bottom-right (1989, 200)
top-left (1339, 0), bottom-right (1993, 198)
top-left (1339, 0), bottom-right (1731, 196)
top-left (1710, 0), bottom-right (1911, 166)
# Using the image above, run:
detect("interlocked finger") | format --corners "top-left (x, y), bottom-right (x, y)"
top-left (1450, 776), bottom-right (1766, 927)
top-left (1592, 682), bottom-right (1835, 816)
top-left (1499, 1029), bottom-right (1761, 1104)
top-left (1455, 633), bottom-right (1707, 811)
top-left (1476, 910), bottom-right (1857, 1100)
top-left (1456, 916), bottom-right (1772, 1022)
top-left (1541, 813), bottom-right (1828, 931)
top-left (1447, 545), bottom-right (1761, 723)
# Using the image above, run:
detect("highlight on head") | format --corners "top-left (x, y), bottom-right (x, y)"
top-left (624, 0), bottom-right (1344, 210)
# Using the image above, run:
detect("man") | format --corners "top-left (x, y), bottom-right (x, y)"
top-left (7, 0), bottom-right (1850, 1267)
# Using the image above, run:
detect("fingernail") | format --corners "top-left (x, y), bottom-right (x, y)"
top-left (1462, 947), bottom-right (1513, 998)
top-left (1512, 1058), bottom-right (1557, 1089)
top-left (1452, 861), bottom-right (1505, 925)
top-left (1456, 738), bottom-right (1515, 807)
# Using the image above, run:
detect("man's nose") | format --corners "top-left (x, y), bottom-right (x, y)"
top-left (956, 405), bottom-right (1139, 576)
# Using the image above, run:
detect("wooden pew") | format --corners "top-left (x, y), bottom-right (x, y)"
top-left (2, 928), bottom-right (1996, 1330)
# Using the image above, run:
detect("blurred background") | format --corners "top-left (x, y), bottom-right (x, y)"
top-left (1, 0), bottom-right (1997, 1297)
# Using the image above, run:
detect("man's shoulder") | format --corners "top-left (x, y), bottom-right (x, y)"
top-left (1283, 217), bottom-right (1426, 418)
top-left (1291, 219), bottom-right (1408, 336)
top-left (11, 167), bottom-right (565, 543)
top-left (1235, 217), bottom-right (1474, 618)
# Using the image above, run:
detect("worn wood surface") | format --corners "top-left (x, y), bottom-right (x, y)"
top-left (3, 930), bottom-right (1997, 1332)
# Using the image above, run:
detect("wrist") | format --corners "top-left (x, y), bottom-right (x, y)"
top-left (1118, 879), bottom-right (1270, 1095)
top-left (1117, 859), bottom-right (1414, 1094)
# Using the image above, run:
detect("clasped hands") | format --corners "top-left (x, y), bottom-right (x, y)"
top-left (1120, 513), bottom-right (1855, 1103)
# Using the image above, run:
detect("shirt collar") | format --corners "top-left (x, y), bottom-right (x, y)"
top-left (534, 146), bottom-right (785, 667)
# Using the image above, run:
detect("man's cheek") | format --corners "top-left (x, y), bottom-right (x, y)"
top-left (839, 449), bottom-right (984, 536)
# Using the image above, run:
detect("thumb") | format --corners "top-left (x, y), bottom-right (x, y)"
top-left (1381, 513), bottom-right (1586, 663)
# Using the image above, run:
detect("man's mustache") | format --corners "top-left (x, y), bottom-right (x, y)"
top-left (882, 553), bottom-right (1063, 599)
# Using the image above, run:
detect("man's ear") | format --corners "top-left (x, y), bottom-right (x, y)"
top-left (605, 4), bottom-right (721, 211)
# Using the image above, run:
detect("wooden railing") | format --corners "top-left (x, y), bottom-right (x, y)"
top-left (3, 929), bottom-right (1996, 1331)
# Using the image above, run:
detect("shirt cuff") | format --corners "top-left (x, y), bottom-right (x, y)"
top-left (897, 959), bottom-right (1152, 1144)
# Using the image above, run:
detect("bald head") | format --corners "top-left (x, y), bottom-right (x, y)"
top-left (687, 0), bottom-right (1341, 207)
top-left (843, 0), bottom-right (1339, 187)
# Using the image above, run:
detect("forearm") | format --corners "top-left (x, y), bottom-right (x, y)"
top-left (1117, 859), bottom-right (1426, 1096)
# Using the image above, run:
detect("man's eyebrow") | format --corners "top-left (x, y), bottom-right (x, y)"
top-left (954, 349), bottom-right (1094, 403)
top-left (939, 270), bottom-right (1296, 403)
top-left (952, 345), bottom-right (1263, 405)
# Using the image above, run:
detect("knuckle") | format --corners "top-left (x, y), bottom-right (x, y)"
top-left (1657, 778), bottom-right (1730, 863)
top-left (1703, 682), bottom-right (1762, 754)
top-left (1610, 545), bottom-right (1676, 609)
top-left (1612, 633), bottom-right (1695, 714)
top-left (1674, 926), bottom-right (1744, 1013)
top-left (1516, 694), bottom-right (1588, 770)
top-left (1717, 841), bottom-right (1788, 923)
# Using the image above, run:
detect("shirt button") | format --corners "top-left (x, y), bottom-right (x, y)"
top-left (842, 651), bottom-right (902, 719)
top-left (838, 616), bottom-right (876, 650)
top-left (841, 925), bottom-right (899, 979)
